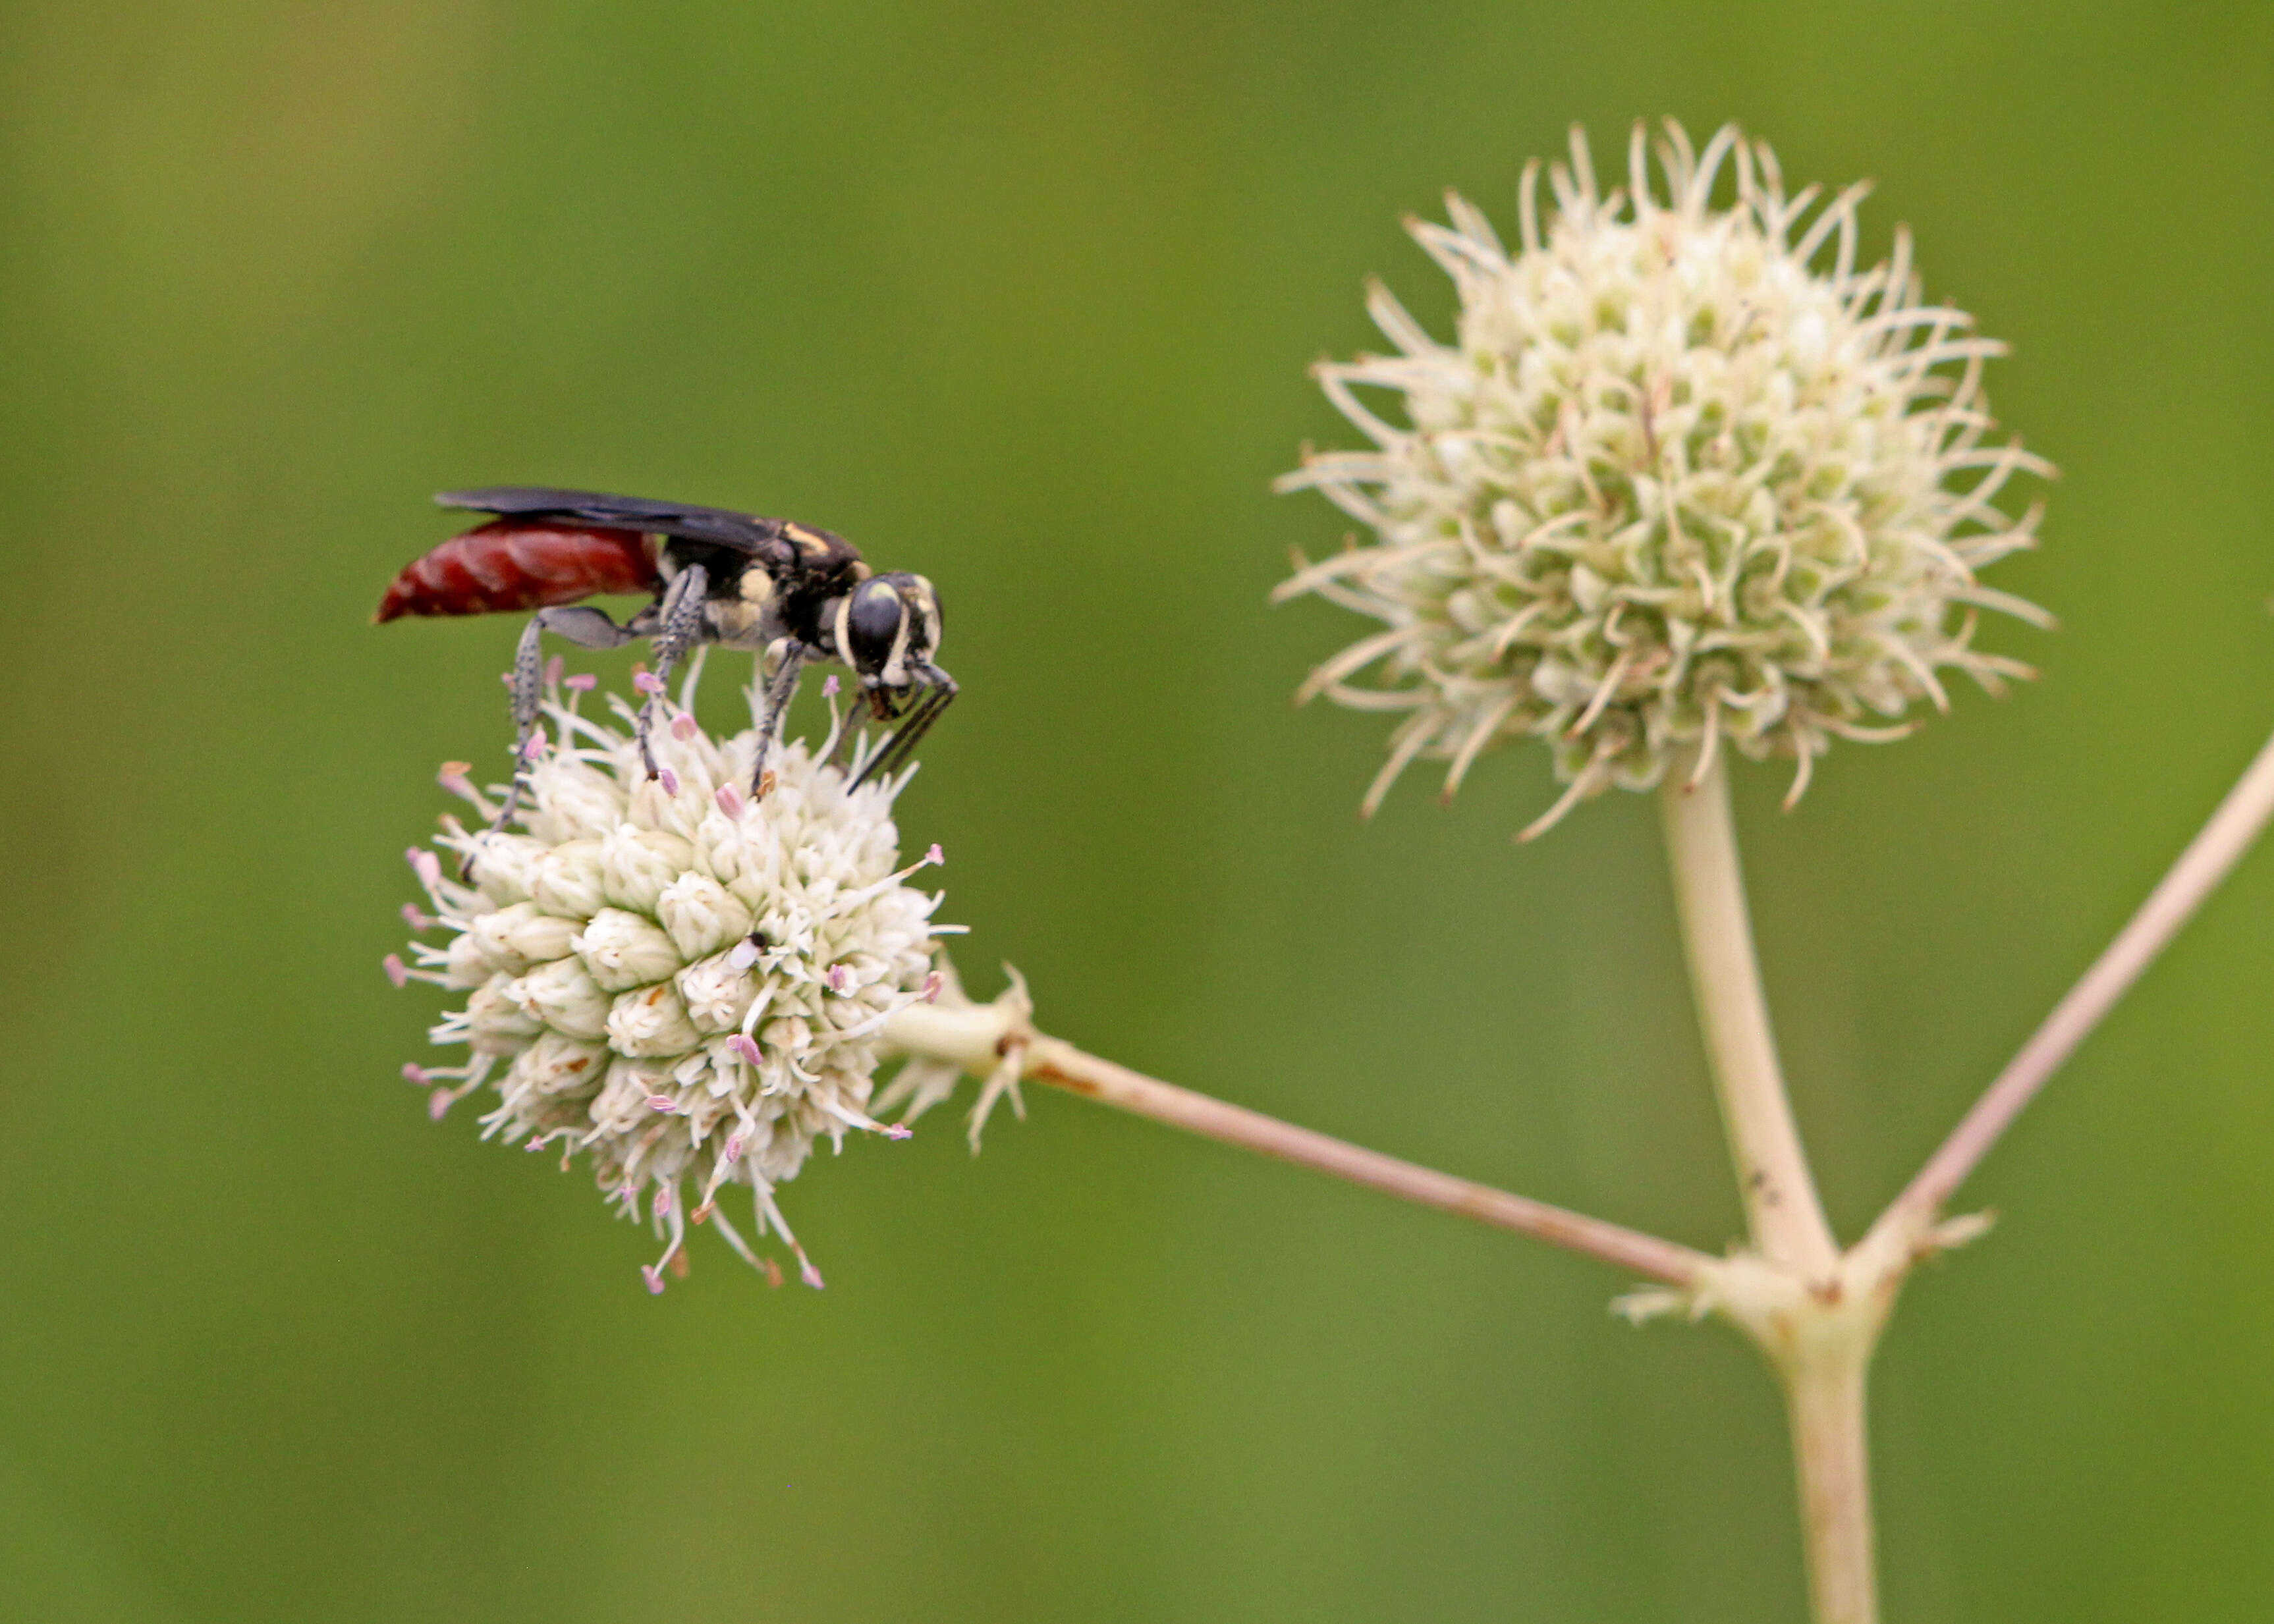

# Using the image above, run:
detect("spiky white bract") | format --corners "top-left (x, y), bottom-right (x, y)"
top-left (1277, 121), bottom-right (2051, 836)
top-left (393, 668), bottom-right (953, 1291)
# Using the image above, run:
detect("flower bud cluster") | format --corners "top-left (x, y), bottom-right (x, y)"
top-left (1278, 121), bottom-right (2049, 834)
top-left (393, 673), bottom-right (951, 1290)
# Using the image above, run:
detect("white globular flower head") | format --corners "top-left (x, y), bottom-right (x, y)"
top-left (1277, 121), bottom-right (2053, 836)
top-left (389, 661), bottom-right (956, 1293)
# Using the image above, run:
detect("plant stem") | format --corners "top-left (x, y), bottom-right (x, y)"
top-left (883, 999), bottom-right (1714, 1286)
top-left (1024, 1036), bottom-right (1711, 1284)
top-left (1658, 753), bottom-right (1879, 1624)
top-left (1869, 723), bottom-right (2274, 1250)
top-left (1786, 1346), bottom-right (1878, 1624)
top-left (1657, 755), bottom-right (1840, 1279)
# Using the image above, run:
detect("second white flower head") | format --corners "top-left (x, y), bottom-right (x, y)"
top-left (1279, 121), bottom-right (2050, 835)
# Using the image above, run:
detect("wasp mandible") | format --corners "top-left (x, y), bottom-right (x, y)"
top-left (377, 488), bottom-right (955, 829)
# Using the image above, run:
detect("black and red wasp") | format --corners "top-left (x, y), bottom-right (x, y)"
top-left (376, 488), bottom-right (954, 830)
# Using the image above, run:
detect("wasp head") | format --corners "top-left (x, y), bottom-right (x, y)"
top-left (832, 572), bottom-right (944, 708)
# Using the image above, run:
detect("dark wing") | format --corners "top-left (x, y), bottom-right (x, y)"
top-left (436, 487), bottom-right (786, 556)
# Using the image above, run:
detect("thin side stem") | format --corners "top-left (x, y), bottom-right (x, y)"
top-left (1659, 756), bottom-right (1841, 1278)
top-left (1787, 1349), bottom-right (1878, 1624)
top-left (1020, 1035), bottom-right (1713, 1286)
top-left (1870, 724), bottom-right (2274, 1247)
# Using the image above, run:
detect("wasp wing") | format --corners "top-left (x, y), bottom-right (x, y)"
top-left (436, 488), bottom-right (790, 557)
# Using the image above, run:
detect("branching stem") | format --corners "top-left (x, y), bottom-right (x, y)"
top-left (1026, 1037), bottom-right (1711, 1284)
top-left (1870, 724), bottom-right (2274, 1248)
top-left (883, 1000), bottom-right (1712, 1287)
top-left (887, 725), bottom-right (2274, 1624)
top-left (1659, 752), bottom-right (1876, 1623)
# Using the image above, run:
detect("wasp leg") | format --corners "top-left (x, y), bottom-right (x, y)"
top-left (480, 606), bottom-right (641, 862)
top-left (634, 564), bottom-right (709, 778)
top-left (851, 668), bottom-right (957, 790)
top-left (748, 642), bottom-right (807, 798)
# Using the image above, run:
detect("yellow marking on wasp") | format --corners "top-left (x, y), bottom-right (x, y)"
top-left (784, 522), bottom-right (835, 559)
top-left (738, 568), bottom-right (775, 607)
top-left (709, 601), bottom-right (766, 642)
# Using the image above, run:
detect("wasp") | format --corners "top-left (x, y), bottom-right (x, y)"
top-left (376, 488), bottom-right (955, 828)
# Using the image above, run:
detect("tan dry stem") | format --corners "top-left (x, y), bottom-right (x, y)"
top-left (1656, 750), bottom-right (1889, 1623)
top-left (883, 998), bottom-right (1712, 1287)
top-left (1787, 1352), bottom-right (1877, 1624)
top-left (1870, 722), bottom-right (2274, 1250)
top-left (1658, 753), bottom-right (1841, 1279)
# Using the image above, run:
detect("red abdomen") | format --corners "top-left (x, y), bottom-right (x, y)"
top-left (375, 521), bottom-right (661, 622)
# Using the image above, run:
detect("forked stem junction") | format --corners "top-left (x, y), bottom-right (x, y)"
top-left (884, 724), bottom-right (2274, 1624)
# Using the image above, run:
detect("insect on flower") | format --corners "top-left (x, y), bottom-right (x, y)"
top-left (376, 488), bottom-right (956, 830)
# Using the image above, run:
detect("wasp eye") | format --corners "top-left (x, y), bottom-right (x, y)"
top-left (844, 581), bottom-right (906, 676)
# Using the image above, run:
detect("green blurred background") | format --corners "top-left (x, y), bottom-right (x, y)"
top-left (3, 2), bottom-right (2269, 1619)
